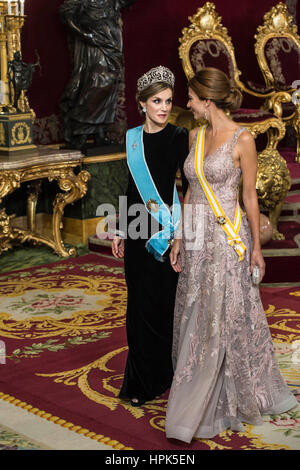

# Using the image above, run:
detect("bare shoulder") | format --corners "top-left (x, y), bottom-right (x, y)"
top-left (237, 129), bottom-right (255, 146)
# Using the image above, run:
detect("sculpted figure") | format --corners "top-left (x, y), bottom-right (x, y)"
top-left (7, 51), bottom-right (39, 112)
top-left (59, 0), bottom-right (135, 150)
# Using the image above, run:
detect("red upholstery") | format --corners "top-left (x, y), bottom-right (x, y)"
top-left (264, 37), bottom-right (300, 88)
top-left (189, 39), bottom-right (279, 125)
top-left (189, 39), bottom-right (235, 82)
top-left (231, 108), bottom-right (275, 123)
top-left (247, 81), bottom-right (275, 94)
top-left (281, 101), bottom-right (297, 119)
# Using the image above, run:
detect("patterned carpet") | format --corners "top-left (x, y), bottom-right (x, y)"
top-left (0, 244), bottom-right (89, 275)
top-left (0, 423), bottom-right (50, 450)
top-left (0, 250), bottom-right (299, 450)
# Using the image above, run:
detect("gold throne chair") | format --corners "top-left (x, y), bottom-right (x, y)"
top-left (173, 2), bottom-right (291, 239)
top-left (254, 2), bottom-right (300, 163)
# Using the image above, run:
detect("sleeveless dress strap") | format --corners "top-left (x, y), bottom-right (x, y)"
top-left (231, 127), bottom-right (247, 149)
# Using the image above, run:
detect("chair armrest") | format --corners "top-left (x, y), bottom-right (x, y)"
top-left (247, 81), bottom-right (274, 94)
top-left (239, 79), bottom-right (282, 99)
top-left (238, 79), bottom-right (291, 118)
top-left (266, 91), bottom-right (292, 118)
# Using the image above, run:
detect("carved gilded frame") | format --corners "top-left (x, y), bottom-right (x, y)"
top-left (254, 2), bottom-right (300, 161)
top-left (0, 151), bottom-right (91, 257)
top-left (178, 2), bottom-right (288, 150)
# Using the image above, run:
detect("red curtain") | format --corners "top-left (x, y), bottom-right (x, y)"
top-left (22, 0), bottom-right (300, 131)
top-left (22, 0), bottom-right (69, 119)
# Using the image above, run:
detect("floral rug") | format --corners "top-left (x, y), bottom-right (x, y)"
top-left (0, 254), bottom-right (299, 450)
top-left (0, 423), bottom-right (50, 450)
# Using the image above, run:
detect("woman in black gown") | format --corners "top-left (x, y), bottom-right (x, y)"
top-left (112, 66), bottom-right (189, 407)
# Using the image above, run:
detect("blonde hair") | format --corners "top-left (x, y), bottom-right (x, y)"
top-left (188, 67), bottom-right (242, 111)
top-left (136, 82), bottom-right (174, 114)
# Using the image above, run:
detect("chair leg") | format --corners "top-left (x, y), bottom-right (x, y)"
top-left (293, 106), bottom-right (300, 163)
top-left (266, 119), bottom-right (286, 152)
top-left (295, 133), bottom-right (300, 163)
top-left (268, 200), bottom-right (285, 240)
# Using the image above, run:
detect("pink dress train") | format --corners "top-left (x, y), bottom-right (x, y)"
top-left (165, 127), bottom-right (297, 443)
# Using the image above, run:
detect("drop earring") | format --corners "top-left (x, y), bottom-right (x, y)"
top-left (204, 108), bottom-right (208, 121)
top-left (143, 107), bottom-right (146, 113)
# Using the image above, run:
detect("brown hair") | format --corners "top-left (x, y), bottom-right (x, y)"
top-left (136, 82), bottom-right (174, 114)
top-left (188, 67), bottom-right (242, 111)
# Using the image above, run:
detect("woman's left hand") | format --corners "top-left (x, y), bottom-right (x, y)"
top-left (170, 239), bottom-right (182, 273)
top-left (250, 248), bottom-right (266, 283)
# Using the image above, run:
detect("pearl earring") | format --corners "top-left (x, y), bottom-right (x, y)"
top-left (143, 107), bottom-right (146, 113)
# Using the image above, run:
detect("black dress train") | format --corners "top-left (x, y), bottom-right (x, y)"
top-left (119, 123), bottom-right (189, 402)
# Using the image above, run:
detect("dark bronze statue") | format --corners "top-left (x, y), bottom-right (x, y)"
top-left (7, 51), bottom-right (40, 112)
top-left (59, 0), bottom-right (135, 151)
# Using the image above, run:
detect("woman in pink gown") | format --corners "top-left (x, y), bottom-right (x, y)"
top-left (165, 67), bottom-right (297, 443)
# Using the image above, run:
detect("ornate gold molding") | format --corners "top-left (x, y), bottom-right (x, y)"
top-left (293, 112), bottom-right (300, 162)
top-left (0, 150), bottom-right (91, 257)
top-left (254, 2), bottom-right (300, 162)
top-left (52, 169), bottom-right (91, 257)
top-left (254, 2), bottom-right (299, 89)
top-left (179, 2), bottom-right (241, 82)
top-left (256, 149), bottom-right (291, 239)
top-left (0, 170), bottom-right (21, 200)
top-left (245, 118), bottom-right (286, 149)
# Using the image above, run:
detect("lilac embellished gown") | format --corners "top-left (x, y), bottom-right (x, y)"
top-left (165, 127), bottom-right (297, 443)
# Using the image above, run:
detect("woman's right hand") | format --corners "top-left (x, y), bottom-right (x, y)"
top-left (112, 236), bottom-right (124, 259)
top-left (169, 239), bottom-right (182, 273)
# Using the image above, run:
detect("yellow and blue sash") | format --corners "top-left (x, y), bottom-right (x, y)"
top-left (126, 125), bottom-right (181, 262)
top-left (195, 125), bottom-right (246, 261)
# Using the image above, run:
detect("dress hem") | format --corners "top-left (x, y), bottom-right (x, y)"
top-left (165, 394), bottom-right (298, 443)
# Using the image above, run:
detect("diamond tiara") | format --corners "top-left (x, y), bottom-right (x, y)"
top-left (137, 66), bottom-right (175, 92)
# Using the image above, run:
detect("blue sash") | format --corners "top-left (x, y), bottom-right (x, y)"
top-left (126, 125), bottom-right (181, 262)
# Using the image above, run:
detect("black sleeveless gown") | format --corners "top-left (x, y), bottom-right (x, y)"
top-left (119, 123), bottom-right (189, 402)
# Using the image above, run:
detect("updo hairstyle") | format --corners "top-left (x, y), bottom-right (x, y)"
top-left (188, 67), bottom-right (242, 111)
